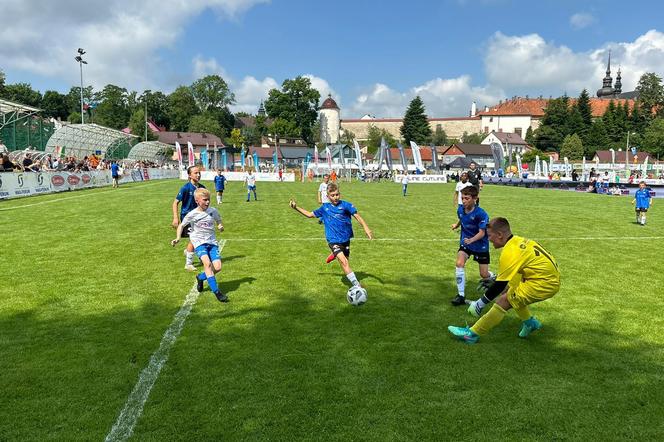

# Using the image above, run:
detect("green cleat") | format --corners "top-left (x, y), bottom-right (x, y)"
top-left (518, 317), bottom-right (542, 338)
top-left (447, 325), bottom-right (479, 344)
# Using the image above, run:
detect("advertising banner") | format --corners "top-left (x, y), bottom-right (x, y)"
top-left (393, 174), bottom-right (448, 184)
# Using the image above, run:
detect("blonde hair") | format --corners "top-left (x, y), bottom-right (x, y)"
top-left (194, 188), bottom-right (210, 199)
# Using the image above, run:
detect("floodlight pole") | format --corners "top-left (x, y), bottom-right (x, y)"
top-left (75, 49), bottom-right (87, 124)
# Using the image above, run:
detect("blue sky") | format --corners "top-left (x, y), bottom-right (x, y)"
top-left (2, 0), bottom-right (664, 118)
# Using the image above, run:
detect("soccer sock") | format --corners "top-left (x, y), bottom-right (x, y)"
top-left (642, 215), bottom-right (646, 225)
top-left (489, 271), bottom-right (495, 279)
top-left (247, 191), bottom-right (250, 201)
top-left (471, 303), bottom-right (506, 335)
top-left (207, 276), bottom-right (219, 293)
top-left (455, 267), bottom-right (466, 297)
top-left (217, 195), bottom-right (221, 204)
top-left (346, 272), bottom-right (360, 287)
top-left (475, 297), bottom-right (488, 311)
top-left (197, 272), bottom-right (206, 281)
top-left (185, 251), bottom-right (195, 265)
top-left (513, 305), bottom-right (532, 321)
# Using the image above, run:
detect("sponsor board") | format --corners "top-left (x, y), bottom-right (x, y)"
top-left (197, 170), bottom-right (295, 182)
top-left (393, 174), bottom-right (448, 184)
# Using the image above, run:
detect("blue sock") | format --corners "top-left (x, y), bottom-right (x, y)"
top-left (197, 272), bottom-right (206, 281)
top-left (207, 276), bottom-right (219, 293)
top-left (247, 192), bottom-right (250, 201)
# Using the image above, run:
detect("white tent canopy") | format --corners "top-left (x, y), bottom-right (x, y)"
top-left (45, 123), bottom-right (137, 158)
top-left (0, 98), bottom-right (41, 130)
top-left (127, 141), bottom-right (173, 162)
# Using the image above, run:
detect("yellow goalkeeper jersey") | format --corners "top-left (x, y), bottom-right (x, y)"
top-left (497, 235), bottom-right (560, 288)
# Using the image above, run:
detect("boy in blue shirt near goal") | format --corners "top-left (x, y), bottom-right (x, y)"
top-left (289, 182), bottom-right (374, 289)
top-left (450, 186), bottom-right (493, 306)
top-left (633, 181), bottom-right (653, 225)
top-left (172, 188), bottom-right (228, 303)
top-left (213, 169), bottom-right (227, 204)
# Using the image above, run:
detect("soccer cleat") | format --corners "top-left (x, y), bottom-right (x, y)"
top-left (467, 300), bottom-right (483, 317)
top-left (184, 264), bottom-right (197, 272)
top-left (518, 317), bottom-right (542, 338)
top-left (325, 253), bottom-right (336, 264)
top-left (196, 277), bottom-right (204, 293)
top-left (447, 325), bottom-right (479, 344)
top-left (451, 294), bottom-right (466, 306)
top-left (214, 291), bottom-right (229, 303)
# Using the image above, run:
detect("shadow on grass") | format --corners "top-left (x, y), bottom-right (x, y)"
top-left (1, 283), bottom-right (663, 441)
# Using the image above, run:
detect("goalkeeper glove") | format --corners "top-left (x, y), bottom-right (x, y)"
top-left (476, 274), bottom-right (496, 293)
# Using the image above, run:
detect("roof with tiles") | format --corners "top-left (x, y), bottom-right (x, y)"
top-left (478, 97), bottom-right (635, 118)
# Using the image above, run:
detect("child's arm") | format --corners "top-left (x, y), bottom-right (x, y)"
top-left (352, 213), bottom-right (374, 240)
top-left (171, 199), bottom-right (180, 228)
top-left (171, 222), bottom-right (187, 246)
top-left (289, 199), bottom-right (315, 218)
top-left (451, 220), bottom-right (460, 230)
top-left (464, 228), bottom-right (485, 245)
top-left (453, 191), bottom-right (458, 205)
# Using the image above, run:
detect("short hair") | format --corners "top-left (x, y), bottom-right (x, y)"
top-left (323, 174), bottom-right (330, 178)
top-left (460, 186), bottom-right (478, 198)
top-left (639, 180), bottom-right (646, 185)
top-left (327, 182), bottom-right (339, 194)
top-left (488, 217), bottom-right (511, 234)
top-left (460, 172), bottom-right (468, 178)
top-left (194, 188), bottom-right (210, 199)
top-left (187, 165), bottom-right (198, 176)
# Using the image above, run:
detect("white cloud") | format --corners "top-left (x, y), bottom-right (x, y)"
top-left (0, 0), bottom-right (268, 91)
top-left (570, 13), bottom-right (596, 30)
top-left (231, 75), bottom-right (279, 114)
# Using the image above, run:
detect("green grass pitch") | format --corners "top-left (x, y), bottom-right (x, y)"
top-left (1, 179), bottom-right (663, 440)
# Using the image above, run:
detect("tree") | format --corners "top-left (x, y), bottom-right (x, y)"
top-left (575, 89), bottom-right (593, 129)
top-left (191, 75), bottom-right (235, 112)
top-left (366, 124), bottom-right (396, 153)
top-left (584, 119), bottom-right (609, 158)
top-left (264, 76), bottom-right (320, 144)
top-left (534, 96), bottom-right (570, 151)
top-left (400, 96), bottom-right (431, 144)
top-left (269, 118), bottom-right (299, 137)
top-left (167, 86), bottom-right (199, 131)
top-left (1, 82), bottom-right (42, 106)
top-left (525, 126), bottom-right (535, 145)
top-left (0, 69), bottom-right (6, 96)
top-left (188, 113), bottom-right (224, 139)
top-left (128, 108), bottom-right (157, 141)
top-left (533, 125), bottom-right (560, 152)
top-left (642, 117), bottom-right (664, 158)
top-left (235, 111), bottom-right (252, 118)
top-left (635, 72), bottom-right (664, 119)
top-left (431, 125), bottom-right (447, 145)
top-left (340, 128), bottom-right (356, 146)
top-left (94, 84), bottom-right (130, 129)
top-left (65, 86), bottom-right (94, 118)
top-left (522, 147), bottom-right (544, 164)
top-left (461, 132), bottom-right (484, 144)
top-left (41, 90), bottom-right (69, 120)
top-left (140, 90), bottom-right (170, 129)
top-left (560, 134), bottom-right (584, 160)
top-left (227, 128), bottom-right (245, 148)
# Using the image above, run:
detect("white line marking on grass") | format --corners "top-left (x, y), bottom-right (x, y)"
top-left (225, 236), bottom-right (664, 242)
top-left (0, 180), bottom-right (173, 211)
top-left (105, 239), bottom-right (226, 442)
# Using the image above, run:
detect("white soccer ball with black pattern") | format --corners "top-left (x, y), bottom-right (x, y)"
top-left (347, 286), bottom-right (367, 306)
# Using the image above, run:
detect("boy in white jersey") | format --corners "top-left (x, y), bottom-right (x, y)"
top-left (172, 188), bottom-right (228, 302)
top-left (244, 169), bottom-right (258, 202)
top-left (453, 172), bottom-right (473, 207)
top-left (318, 174), bottom-right (330, 204)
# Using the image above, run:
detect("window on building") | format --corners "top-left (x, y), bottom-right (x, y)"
top-left (514, 127), bottom-right (522, 137)
top-left (484, 126), bottom-right (489, 133)
top-left (489, 117), bottom-right (493, 122)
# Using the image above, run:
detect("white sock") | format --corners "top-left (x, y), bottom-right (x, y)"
top-left (217, 196), bottom-right (221, 204)
top-left (455, 267), bottom-right (466, 297)
top-left (488, 271), bottom-right (495, 279)
top-left (642, 215), bottom-right (646, 225)
top-left (185, 251), bottom-right (194, 265)
top-left (346, 272), bottom-right (360, 287)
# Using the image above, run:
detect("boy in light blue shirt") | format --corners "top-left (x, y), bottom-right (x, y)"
top-left (633, 181), bottom-right (653, 225)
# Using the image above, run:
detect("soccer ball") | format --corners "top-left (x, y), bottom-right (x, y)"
top-left (347, 286), bottom-right (367, 306)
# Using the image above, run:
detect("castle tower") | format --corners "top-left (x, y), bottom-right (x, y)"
top-left (257, 101), bottom-right (266, 117)
top-left (614, 67), bottom-right (622, 95)
top-left (319, 94), bottom-right (340, 144)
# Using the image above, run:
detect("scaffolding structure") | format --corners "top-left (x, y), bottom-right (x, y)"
top-left (44, 123), bottom-right (137, 159)
top-left (0, 98), bottom-right (54, 151)
top-left (127, 141), bottom-right (173, 162)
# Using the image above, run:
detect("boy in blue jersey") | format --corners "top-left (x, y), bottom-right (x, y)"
top-left (450, 186), bottom-right (493, 306)
top-left (172, 188), bottom-right (228, 303)
top-left (172, 166), bottom-right (205, 271)
top-left (111, 161), bottom-right (120, 188)
top-left (213, 169), bottom-right (226, 204)
top-left (289, 182), bottom-right (374, 289)
top-left (633, 181), bottom-right (653, 225)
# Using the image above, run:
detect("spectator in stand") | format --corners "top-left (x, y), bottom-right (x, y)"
top-left (22, 153), bottom-right (35, 171)
top-left (571, 169), bottom-right (579, 181)
top-left (0, 153), bottom-right (15, 172)
top-left (0, 139), bottom-right (7, 153)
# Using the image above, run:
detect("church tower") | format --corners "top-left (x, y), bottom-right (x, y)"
top-left (614, 67), bottom-right (622, 95)
top-left (319, 94), bottom-right (340, 144)
top-left (596, 51), bottom-right (616, 98)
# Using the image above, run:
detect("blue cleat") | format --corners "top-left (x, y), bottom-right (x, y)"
top-left (447, 325), bottom-right (479, 344)
top-left (518, 317), bottom-right (542, 338)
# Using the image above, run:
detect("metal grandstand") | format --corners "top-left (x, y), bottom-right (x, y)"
top-left (127, 141), bottom-right (173, 162)
top-left (45, 123), bottom-right (137, 159)
top-left (0, 98), bottom-right (54, 151)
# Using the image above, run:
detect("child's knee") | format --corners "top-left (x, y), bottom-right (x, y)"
top-left (213, 260), bottom-right (222, 272)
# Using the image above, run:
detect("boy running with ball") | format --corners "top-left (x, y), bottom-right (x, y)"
top-left (172, 188), bottom-right (228, 303)
top-left (633, 181), bottom-right (652, 225)
top-left (289, 183), bottom-right (373, 290)
top-left (450, 186), bottom-right (493, 306)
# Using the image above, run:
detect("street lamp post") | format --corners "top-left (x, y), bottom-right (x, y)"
top-left (75, 48), bottom-right (87, 124)
top-left (626, 131), bottom-right (636, 178)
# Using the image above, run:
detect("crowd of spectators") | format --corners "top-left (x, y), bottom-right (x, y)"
top-left (0, 151), bottom-right (174, 173)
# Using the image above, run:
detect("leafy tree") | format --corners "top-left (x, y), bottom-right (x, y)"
top-left (227, 128), bottom-right (245, 148)
top-left (264, 76), bottom-right (320, 144)
top-left (191, 75), bottom-right (235, 112)
top-left (140, 90), bottom-right (170, 129)
top-left (65, 86), bottom-right (94, 118)
top-left (208, 107), bottom-right (235, 139)
top-left (188, 113), bottom-right (224, 139)
top-left (269, 118), bottom-right (299, 137)
top-left (602, 100), bottom-right (623, 142)
top-left (560, 134), bottom-right (584, 160)
top-left (67, 111), bottom-right (81, 124)
top-left (534, 96), bottom-right (569, 150)
top-left (1, 82), bottom-right (42, 106)
top-left (340, 129), bottom-right (356, 146)
top-left (167, 86), bottom-right (199, 131)
top-left (461, 132), bottom-right (484, 144)
top-left (431, 125), bottom-right (448, 145)
top-left (565, 107), bottom-right (584, 140)
top-left (128, 107), bottom-right (157, 141)
top-left (400, 96), bottom-right (431, 144)
top-left (366, 124), bottom-right (397, 153)
top-left (524, 126), bottom-right (535, 145)
top-left (241, 126), bottom-right (261, 146)
top-left (630, 104), bottom-right (648, 135)
top-left (635, 72), bottom-right (664, 119)
top-left (575, 89), bottom-right (593, 129)
top-left (235, 111), bottom-right (252, 118)
top-left (642, 117), bottom-right (664, 158)
top-left (532, 125), bottom-right (560, 152)
top-left (0, 69), bottom-right (5, 95)
top-left (41, 90), bottom-right (69, 120)
top-left (94, 84), bottom-right (130, 129)
top-left (584, 119), bottom-right (609, 158)
top-left (522, 147), bottom-right (544, 164)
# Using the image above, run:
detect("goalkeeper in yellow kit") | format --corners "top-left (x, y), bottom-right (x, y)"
top-left (448, 217), bottom-right (560, 344)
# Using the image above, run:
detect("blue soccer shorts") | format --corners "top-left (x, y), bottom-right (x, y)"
top-left (194, 243), bottom-right (222, 262)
